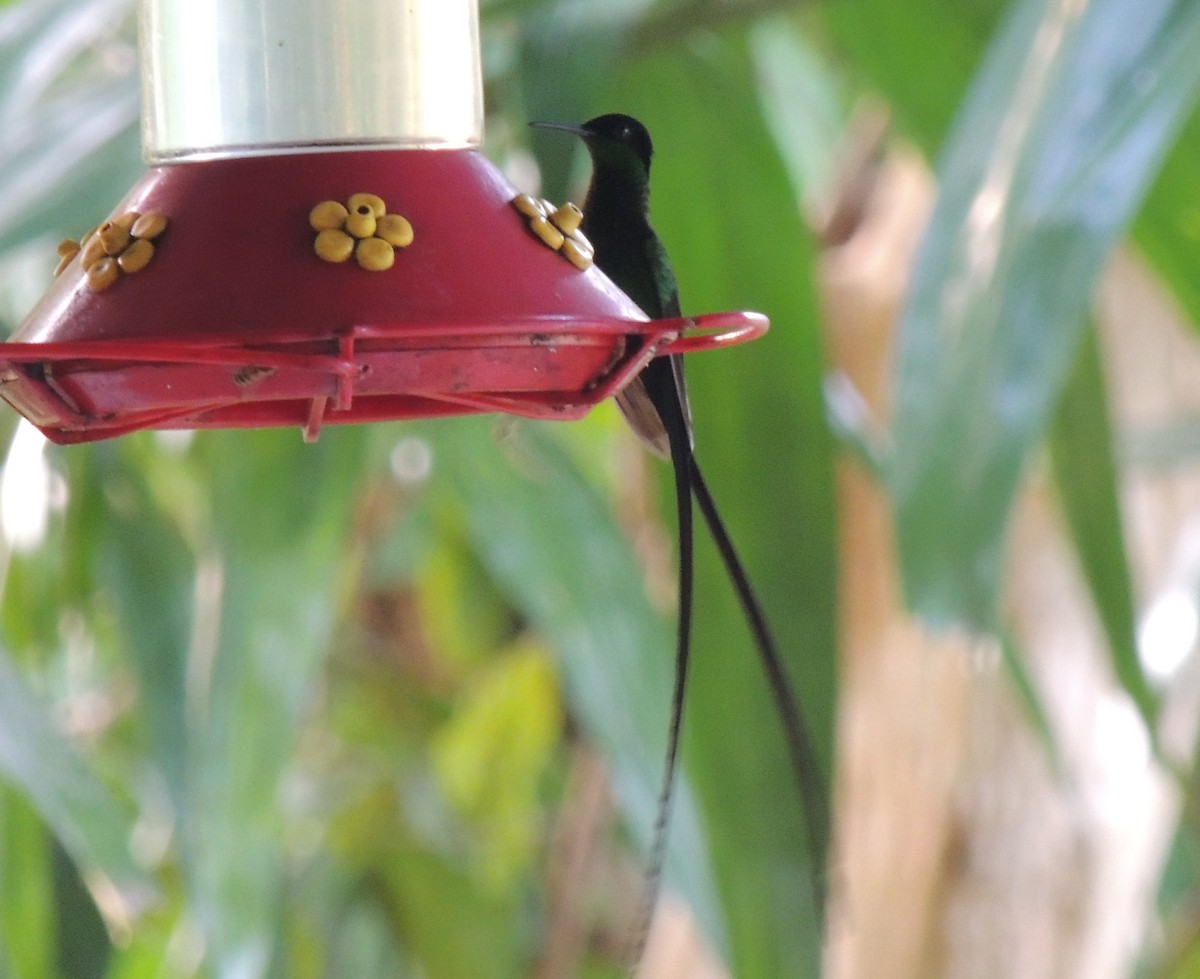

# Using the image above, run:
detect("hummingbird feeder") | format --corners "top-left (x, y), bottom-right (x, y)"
top-left (0, 0), bottom-right (766, 445)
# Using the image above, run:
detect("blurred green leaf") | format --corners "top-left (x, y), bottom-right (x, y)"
top-left (380, 844), bottom-right (523, 979)
top-left (0, 787), bottom-right (53, 979)
top-left (0, 0), bottom-right (140, 267)
top-left (412, 416), bottom-right (726, 949)
top-left (318, 899), bottom-right (410, 979)
top-left (1049, 320), bottom-right (1156, 729)
top-left (1134, 109), bottom-right (1200, 332)
top-left (816, 0), bottom-right (1005, 152)
top-left (888, 0), bottom-right (1200, 628)
top-left (83, 439), bottom-right (195, 808)
top-left (0, 647), bottom-right (153, 929)
top-left (1161, 924), bottom-right (1200, 979)
top-left (431, 639), bottom-right (562, 892)
top-left (179, 427), bottom-right (369, 979)
top-left (748, 17), bottom-right (847, 206)
top-left (50, 838), bottom-right (110, 979)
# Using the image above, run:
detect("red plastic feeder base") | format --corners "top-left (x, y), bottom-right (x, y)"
top-left (0, 149), bottom-right (767, 444)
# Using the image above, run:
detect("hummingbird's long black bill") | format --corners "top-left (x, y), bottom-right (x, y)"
top-left (528, 120), bottom-right (590, 137)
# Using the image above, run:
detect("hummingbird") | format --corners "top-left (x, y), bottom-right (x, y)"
top-left (531, 114), bottom-right (829, 953)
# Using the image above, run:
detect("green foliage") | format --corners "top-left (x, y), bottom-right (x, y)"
top-left (889, 0), bottom-right (1200, 629)
top-left (431, 640), bottom-right (562, 892)
top-left (1050, 322), bottom-right (1155, 730)
top-left (1, 0), bottom-right (1200, 977)
top-left (1135, 114), bottom-right (1200, 332)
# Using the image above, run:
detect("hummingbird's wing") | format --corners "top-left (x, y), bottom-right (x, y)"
top-left (612, 232), bottom-right (693, 456)
top-left (642, 232), bottom-right (694, 436)
top-left (614, 376), bottom-right (671, 457)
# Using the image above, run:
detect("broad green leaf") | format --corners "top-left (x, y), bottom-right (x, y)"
top-left (998, 630), bottom-right (1063, 778)
top-left (748, 18), bottom-right (846, 207)
top-left (0, 647), bottom-right (153, 929)
top-left (1134, 108), bottom-right (1200, 332)
top-left (82, 438), bottom-right (195, 808)
top-left (816, 0), bottom-right (1006, 153)
top-left (380, 844), bottom-right (522, 979)
top-left (50, 838), bottom-right (110, 979)
top-left (69, 427), bottom-right (371, 979)
top-left (411, 416), bottom-right (726, 950)
top-left (888, 0), bottom-right (1200, 629)
top-left (0, 787), bottom-right (53, 979)
top-left (179, 427), bottom-right (368, 979)
top-left (102, 916), bottom-right (177, 979)
top-left (431, 640), bottom-right (563, 892)
top-left (1049, 320), bottom-right (1156, 728)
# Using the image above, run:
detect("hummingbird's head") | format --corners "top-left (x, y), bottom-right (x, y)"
top-left (578, 113), bottom-right (654, 174)
top-left (530, 113), bottom-right (654, 184)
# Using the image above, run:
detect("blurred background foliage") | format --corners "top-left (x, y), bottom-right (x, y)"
top-left (2, 0), bottom-right (1200, 977)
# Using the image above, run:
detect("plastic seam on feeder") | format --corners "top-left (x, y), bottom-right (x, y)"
top-left (337, 334), bottom-right (356, 410)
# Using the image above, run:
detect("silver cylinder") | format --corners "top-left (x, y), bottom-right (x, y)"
top-left (139, 0), bottom-right (483, 161)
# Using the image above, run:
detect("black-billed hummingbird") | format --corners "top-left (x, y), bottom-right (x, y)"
top-left (531, 113), bottom-right (829, 952)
